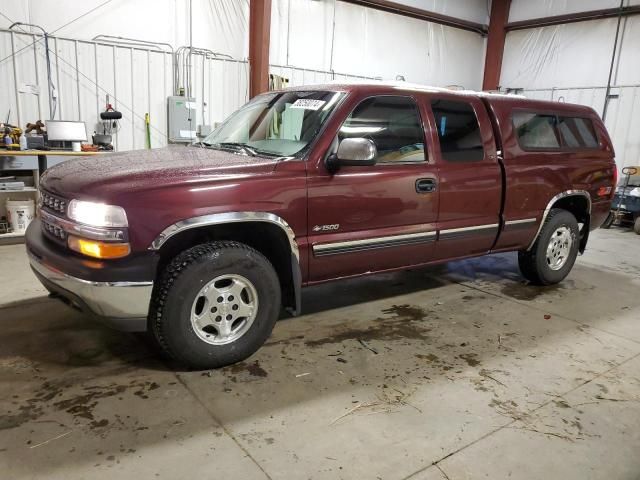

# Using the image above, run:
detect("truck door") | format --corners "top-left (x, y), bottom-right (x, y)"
top-left (306, 94), bottom-right (439, 282)
top-left (426, 95), bottom-right (503, 260)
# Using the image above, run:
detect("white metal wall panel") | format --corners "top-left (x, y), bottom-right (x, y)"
top-left (269, 64), bottom-right (378, 87)
top-left (0, 29), bottom-right (249, 152)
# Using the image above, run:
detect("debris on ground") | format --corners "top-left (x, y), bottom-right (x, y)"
top-left (358, 339), bottom-right (378, 354)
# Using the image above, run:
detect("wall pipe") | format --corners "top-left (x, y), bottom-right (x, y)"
top-left (9, 22), bottom-right (55, 120)
top-left (602, 0), bottom-right (625, 121)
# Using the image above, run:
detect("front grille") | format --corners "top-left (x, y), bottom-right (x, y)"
top-left (41, 217), bottom-right (68, 244)
top-left (40, 190), bottom-right (67, 215)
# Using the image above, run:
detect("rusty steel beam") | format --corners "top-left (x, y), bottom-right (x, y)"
top-left (249, 0), bottom-right (272, 97)
top-left (340, 0), bottom-right (487, 35)
top-left (482, 0), bottom-right (511, 91)
top-left (506, 5), bottom-right (640, 31)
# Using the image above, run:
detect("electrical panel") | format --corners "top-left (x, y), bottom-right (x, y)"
top-left (167, 96), bottom-right (197, 143)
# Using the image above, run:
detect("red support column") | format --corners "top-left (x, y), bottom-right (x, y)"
top-left (482, 0), bottom-right (511, 91)
top-left (249, 0), bottom-right (272, 98)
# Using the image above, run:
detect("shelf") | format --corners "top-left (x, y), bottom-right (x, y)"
top-left (0, 187), bottom-right (38, 193)
top-left (0, 231), bottom-right (25, 238)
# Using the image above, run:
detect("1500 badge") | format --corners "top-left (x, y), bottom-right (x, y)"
top-left (312, 224), bottom-right (340, 232)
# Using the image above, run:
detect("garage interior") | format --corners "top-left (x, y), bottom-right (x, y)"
top-left (1, 1), bottom-right (640, 479)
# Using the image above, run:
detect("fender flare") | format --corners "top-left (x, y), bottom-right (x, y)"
top-left (527, 190), bottom-right (591, 251)
top-left (149, 212), bottom-right (302, 315)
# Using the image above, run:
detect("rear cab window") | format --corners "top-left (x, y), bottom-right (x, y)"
top-left (512, 110), bottom-right (600, 151)
top-left (431, 99), bottom-right (484, 162)
top-left (557, 116), bottom-right (599, 148)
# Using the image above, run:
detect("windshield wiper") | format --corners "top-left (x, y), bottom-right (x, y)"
top-left (192, 141), bottom-right (212, 147)
top-left (217, 142), bottom-right (257, 157)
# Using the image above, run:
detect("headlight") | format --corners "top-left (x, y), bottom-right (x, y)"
top-left (67, 200), bottom-right (128, 227)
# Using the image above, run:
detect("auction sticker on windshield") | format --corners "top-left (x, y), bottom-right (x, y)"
top-left (291, 99), bottom-right (326, 110)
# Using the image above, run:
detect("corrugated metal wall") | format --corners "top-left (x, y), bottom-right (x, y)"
top-left (269, 64), bottom-right (378, 86)
top-left (0, 28), bottom-right (381, 153)
top-left (0, 28), bottom-right (249, 151)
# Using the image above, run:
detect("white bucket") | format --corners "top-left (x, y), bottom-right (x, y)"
top-left (6, 198), bottom-right (35, 234)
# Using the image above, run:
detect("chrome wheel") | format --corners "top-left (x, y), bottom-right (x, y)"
top-left (190, 274), bottom-right (259, 345)
top-left (546, 226), bottom-right (573, 271)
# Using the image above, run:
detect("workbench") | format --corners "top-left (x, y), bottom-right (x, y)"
top-left (0, 149), bottom-right (101, 171)
top-left (0, 150), bottom-right (102, 244)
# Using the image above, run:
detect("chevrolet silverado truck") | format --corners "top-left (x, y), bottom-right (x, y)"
top-left (26, 82), bottom-right (617, 369)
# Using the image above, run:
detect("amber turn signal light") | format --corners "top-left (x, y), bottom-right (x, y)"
top-left (68, 235), bottom-right (131, 259)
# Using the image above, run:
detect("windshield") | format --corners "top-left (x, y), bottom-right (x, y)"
top-left (203, 90), bottom-right (344, 157)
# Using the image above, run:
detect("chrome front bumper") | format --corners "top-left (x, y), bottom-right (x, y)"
top-left (29, 252), bottom-right (152, 331)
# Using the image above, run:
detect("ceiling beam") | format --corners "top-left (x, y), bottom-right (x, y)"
top-left (340, 0), bottom-right (488, 35)
top-left (483, 0), bottom-right (511, 91)
top-left (506, 5), bottom-right (640, 31)
top-left (249, 0), bottom-right (272, 98)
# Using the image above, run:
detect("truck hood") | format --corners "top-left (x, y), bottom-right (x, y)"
top-left (41, 145), bottom-right (281, 200)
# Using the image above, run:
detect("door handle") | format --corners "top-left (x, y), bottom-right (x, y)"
top-left (416, 178), bottom-right (437, 193)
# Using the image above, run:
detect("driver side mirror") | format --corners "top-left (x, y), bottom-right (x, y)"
top-left (326, 138), bottom-right (377, 173)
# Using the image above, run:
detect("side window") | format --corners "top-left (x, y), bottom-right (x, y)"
top-left (557, 116), bottom-right (599, 148)
top-left (513, 112), bottom-right (560, 149)
top-left (431, 99), bottom-right (484, 162)
top-left (339, 96), bottom-right (425, 163)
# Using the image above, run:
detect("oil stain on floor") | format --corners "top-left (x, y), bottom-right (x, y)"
top-left (304, 304), bottom-right (434, 347)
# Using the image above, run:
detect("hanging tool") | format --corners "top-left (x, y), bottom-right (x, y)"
top-left (92, 94), bottom-right (121, 150)
top-left (145, 113), bottom-right (151, 149)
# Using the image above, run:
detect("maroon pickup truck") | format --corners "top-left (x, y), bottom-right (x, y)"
top-left (26, 82), bottom-right (616, 369)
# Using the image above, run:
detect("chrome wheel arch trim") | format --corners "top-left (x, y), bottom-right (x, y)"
top-left (149, 211), bottom-right (299, 261)
top-left (527, 190), bottom-right (591, 251)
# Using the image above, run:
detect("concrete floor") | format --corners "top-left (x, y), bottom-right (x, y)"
top-left (1, 228), bottom-right (639, 479)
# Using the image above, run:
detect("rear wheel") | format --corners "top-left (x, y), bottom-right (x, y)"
top-left (518, 209), bottom-right (580, 285)
top-left (600, 212), bottom-right (615, 229)
top-left (149, 241), bottom-right (281, 369)
top-left (634, 216), bottom-right (640, 235)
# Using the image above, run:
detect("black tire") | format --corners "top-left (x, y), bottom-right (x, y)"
top-left (518, 209), bottom-right (580, 286)
top-left (600, 212), bottom-right (615, 229)
top-left (634, 216), bottom-right (640, 235)
top-left (149, 241), bottom-right (281, 369)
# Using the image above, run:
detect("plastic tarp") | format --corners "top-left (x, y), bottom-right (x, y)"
top-left (0, 0), bottom-right (249, 59)
top-left (270, 0), bottom-right (486, 90)
top-left (386, 0), bottom-right (489, 24)
top-left (501, 14), bottom-right (640, 170)
top-left (509, 0), bottom-right (640, 23)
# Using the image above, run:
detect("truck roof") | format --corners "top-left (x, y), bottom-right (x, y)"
top-left (278, 80), bottom-right (598, 116)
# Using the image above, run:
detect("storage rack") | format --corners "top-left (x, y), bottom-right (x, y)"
top-left (0, 151), bottom-right (101, 245)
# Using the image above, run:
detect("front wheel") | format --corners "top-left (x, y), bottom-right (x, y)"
top-left (149, 241), bottom-right (281, 369)
top-left (634, 216), bottom-right (640, 235)
top-left (518, 209), bottom-right (580, 285)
